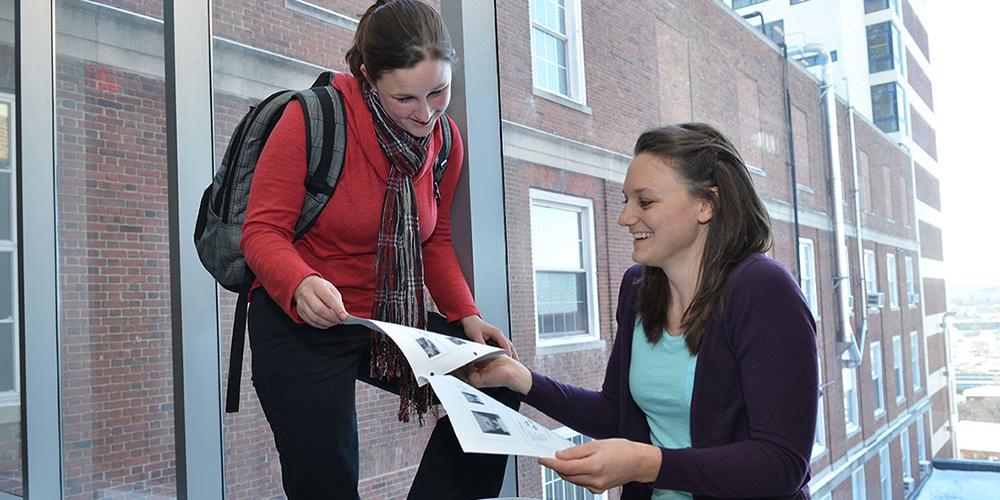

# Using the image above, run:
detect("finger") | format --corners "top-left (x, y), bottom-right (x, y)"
top-left (325, 284), bottom-right (349, 321)
top-left (539, 456), bottom-right (590, 478)
top-left (309, 285), bottom-right (342, 323)
top-left (297, 302), bottom-right (330, 329)
top-left (555, 441), bottom-right (598, 461)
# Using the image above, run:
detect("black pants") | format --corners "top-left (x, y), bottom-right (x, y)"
top-left (248, 290), bottom-right (519, 500)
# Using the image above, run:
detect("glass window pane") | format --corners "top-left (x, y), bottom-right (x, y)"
top-left (0, 323), bottom-right (11, 393)
top-left (536, 271), bottom-right (588, 338)
top-left (55, 1), bottom-right (176, 496)
top-left (0, 252), bottom-right (9, 320)
top-left (531, 203), bottom-right (583, 269)
top-left (0, 1), bottom-right (19, 491)
top-left (0, 173), bottom-right (9, 241)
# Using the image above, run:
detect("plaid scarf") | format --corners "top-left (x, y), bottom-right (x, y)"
top-left (363, 81), bottom-right (436, 423)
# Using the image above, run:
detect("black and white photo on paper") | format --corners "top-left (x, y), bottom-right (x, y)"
top-left (415, 336), bottom-right (441, 358)
top-left (472, 411), bottom-right (510, 436)
top-left (461, 391), bottom-right (485, 405)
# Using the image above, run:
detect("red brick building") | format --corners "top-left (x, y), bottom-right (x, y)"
top-left (4, 0), bottom-right (951, 498)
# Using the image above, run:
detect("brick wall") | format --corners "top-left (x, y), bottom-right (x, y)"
top-left (910, 106), bottom-right (938, 160)
top-left (55, 57), bottom-right (176, 499)
top-left (907, 51), bottom-right (934, 110)
top-left (915, 162), bottom-right (941, 210)
top-left (923, 277), bottom-right (947, 316)
top-left (919, 221), bottom-right (944, 261)
top-left (903, 0), bottom-right (930, 62)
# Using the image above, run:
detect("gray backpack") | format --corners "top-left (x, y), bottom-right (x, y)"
top-left (193, 71), bottom-right (452, 412)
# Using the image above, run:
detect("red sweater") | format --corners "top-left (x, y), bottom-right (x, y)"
top-left (241, 72), bottom-right (478, 324)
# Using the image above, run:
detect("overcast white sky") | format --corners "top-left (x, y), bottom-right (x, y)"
top-left (927, 2), bottom-right (1000, 290)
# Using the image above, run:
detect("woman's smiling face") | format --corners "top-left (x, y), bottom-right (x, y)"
top-left (618, 153), bottom-right (715, 270)
top-left (365, 58), bottom-right (452, 137)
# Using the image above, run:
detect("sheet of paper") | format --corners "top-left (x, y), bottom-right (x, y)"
top-left (344, 315), bottom-right (504, 385)
top-left (427, 375), bottom-right (574, 458)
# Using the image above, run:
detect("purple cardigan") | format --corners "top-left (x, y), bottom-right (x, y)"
top-left (526, 254), bottom-right (817, 499)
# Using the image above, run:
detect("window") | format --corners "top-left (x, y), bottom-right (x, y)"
top-left (530, 0), bottom-right (586, 103)
top-left (871, 82), bottom-right (906, 134)
top-left (867, 22), bottom-right (901, 74)
top-left (879, 446), bottom-right (892, 500)
top-left (905, 256), bottom-right (916, 307)
top-left (0, 97), bottom-right (18, 408)
top-left (917, 415), bottom-right (927, 471)
top-left (813, 356), bottom-right (827, 458)
top-left (530, 190), bottom-right (600, 344)
top-left (762, 19), bottom-right (785, 46)
top-left (799, 238), bottom-right (818, 318)
top-left (901, 427), bottom-right (912, 480)
top-left (800, 50), bottom-right (838, 67)
top-left (852, 465), bottom-right (867, 500)
top-left (887, 253), bottom-right (899, 309)
top-left (733, 0), bottom-right (767, 7)
top-left (893, 336), bottom-right (905, 402)
top-left (864, 249), bottom-right (881, 311)
top-left (865, 0), bottom-right (900, 15)
top-left (542, 428), bottom-right (608, 499)
top-left (911, 333), bottom-right (922, 391)
top-left (871, 342), bottom-right (886, 417)
top-left (843, 367), bottom-right (860, 434)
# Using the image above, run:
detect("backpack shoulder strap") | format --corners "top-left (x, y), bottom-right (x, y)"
top-left (293, 78), bottom-right (347, 240)
top-left (432, 114), bottom-right (452, 200)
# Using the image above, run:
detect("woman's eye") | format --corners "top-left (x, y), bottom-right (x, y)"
top-left (397, 96), bottom-right (413, 102)
top-left (638, 200), bottom-right (653, 208)
top-left (430, 89), bottom-right (444, 96)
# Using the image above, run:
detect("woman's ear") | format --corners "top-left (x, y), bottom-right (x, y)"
top-left (698, 187), bottom-right (718, 224)
top-left (360, 64), bottom-right (376, 88)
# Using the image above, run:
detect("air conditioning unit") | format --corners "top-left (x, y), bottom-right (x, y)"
top-left (903, 476), bottom-right (915, 495)
top-left (908, 292), bottom-right (921, 305)
top-left (867, 292), bottom-right (885, 309)
top-left (919, 459), bottom-right (931, 475)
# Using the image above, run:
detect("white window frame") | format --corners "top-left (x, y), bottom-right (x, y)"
top-left (887, 253), bottom-right (899, 310)
top-left (904, 255), bottom-right (916, 308)
top-left (798, 238), bottom-right (819, 320)
top-left (871, 341), bottom-right (886, 418)
top-left (911, 332), bottom-right (921, 391)
top-left (542, 427), bottom-right (608, 500)
top-left (529, 0), bottom-right (588, 105)
top-left (529, 189), bottom-right (601, 347)
top-left (843, 366), bottom-right (860, 435)
top-left (0, 94), bottom-right (20, 408)
top-left (852, 465), bottom-right (867, 500)
top-left (916, 415), bottom-right (927, 469)
top-left (879, 445), bottom-right (892, 500)
top-left (893, 336), bottom-right (905, 403)
top-left (813, 355), bottom-right (827, 460)
top-left (864, 249), bottom-right (880, 312)
top-left (901, 427), bottom-right (912, 480)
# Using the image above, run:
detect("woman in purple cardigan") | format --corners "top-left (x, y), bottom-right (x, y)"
top-left (469, 123), bottom-right (818, 499)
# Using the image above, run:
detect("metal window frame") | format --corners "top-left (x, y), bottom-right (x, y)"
top-left (16, 0), bottom-right (63, 497)
top-left (164, 0), bottom-right (225, 497)
top-left (440, 1), bottom-right (516, 495)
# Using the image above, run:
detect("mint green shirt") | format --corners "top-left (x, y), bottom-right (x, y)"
top-left (629, 320), bottom-right (697, 500)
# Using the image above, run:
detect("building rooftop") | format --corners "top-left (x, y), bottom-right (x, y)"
top-left (958, 421), bottom-right (1000, 453)
top-left (917, 468), bottom-right (1000, 499)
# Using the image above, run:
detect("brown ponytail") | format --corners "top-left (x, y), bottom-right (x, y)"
top-left (345, 0), bottom-right (456, 82)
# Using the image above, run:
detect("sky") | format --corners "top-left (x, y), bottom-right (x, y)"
top-left (927, 1), bottom-right (1000, 290)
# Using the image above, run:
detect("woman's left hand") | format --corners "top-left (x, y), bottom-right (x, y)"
top-left (459, 315), bottom-right (518, 360)
top-left (538, 439), bottom-right (662, 494)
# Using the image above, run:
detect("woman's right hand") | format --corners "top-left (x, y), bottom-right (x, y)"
top-left (293, 275), bottom-right (349, 329)
top-left (463, 355), bottom-right (533, 396)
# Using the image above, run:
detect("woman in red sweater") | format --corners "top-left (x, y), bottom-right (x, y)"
top-left (241, 1), bottom-right (516, 498)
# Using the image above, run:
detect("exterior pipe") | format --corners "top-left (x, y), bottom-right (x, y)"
top-left (780, 42), bottom-right (803, 281)
top-left (790, 44), bottom-right (858, 367)
top-left (844, 86), bottom-right (867, 368)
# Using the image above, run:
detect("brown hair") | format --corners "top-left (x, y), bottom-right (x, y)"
top-left (345, 0), bottom-right (456, 82)
top-left (634, 123), bottom-right (772, 354)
